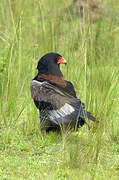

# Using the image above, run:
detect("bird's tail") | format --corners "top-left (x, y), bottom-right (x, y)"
top-left (86, 111), bottom-right (97, 122)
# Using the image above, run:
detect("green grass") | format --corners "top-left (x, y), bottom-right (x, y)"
top-left (0, 0), bottom-right (119, 179)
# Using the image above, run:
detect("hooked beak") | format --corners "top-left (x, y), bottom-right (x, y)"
top-left (57, 57), bottom-right (67, 64)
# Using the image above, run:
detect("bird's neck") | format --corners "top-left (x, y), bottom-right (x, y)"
top-left (37, 74), bottom-right (66, 87)
top-left (38, 63), bottom-right (63, 77)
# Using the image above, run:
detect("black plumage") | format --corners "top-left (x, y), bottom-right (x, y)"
top-left (30, 53), bottom-right (97, 132)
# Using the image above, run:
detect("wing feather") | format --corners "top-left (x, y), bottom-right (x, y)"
top-left (30, 80), bottom-right (96, 127)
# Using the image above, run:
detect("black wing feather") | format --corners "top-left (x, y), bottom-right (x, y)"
top-left (30, 80), bottom-right (96, 129)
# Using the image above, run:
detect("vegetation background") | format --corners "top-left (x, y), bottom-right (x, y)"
top-left (0, 0), bottom-right (119, 179)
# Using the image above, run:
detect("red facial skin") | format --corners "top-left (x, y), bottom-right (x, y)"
top-left (57, 57), bottom-right (67, 64)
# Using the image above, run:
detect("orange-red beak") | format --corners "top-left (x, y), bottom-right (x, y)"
top-left (57, 57), bottom-right (67, 64)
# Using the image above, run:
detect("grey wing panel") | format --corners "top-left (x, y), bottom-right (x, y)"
top-left (30, 80), bottom-right (70, 109)
top-left (30, 80), bottom-right (87, 125)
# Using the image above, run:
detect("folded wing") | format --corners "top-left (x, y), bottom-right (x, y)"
top-left (30, 80), bottom-right (88, 128)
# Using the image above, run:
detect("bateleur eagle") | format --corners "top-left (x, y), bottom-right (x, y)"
top-left (30, 53), bottom-right (96, 132)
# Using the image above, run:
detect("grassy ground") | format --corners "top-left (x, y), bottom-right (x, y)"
top-left (0, 0), bottom-right (119, 179)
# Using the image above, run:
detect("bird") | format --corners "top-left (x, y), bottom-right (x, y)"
top-left (30, 52), bottom-right (97, 132)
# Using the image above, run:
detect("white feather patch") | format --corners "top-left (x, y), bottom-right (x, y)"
top-left (31, 80), bottom-right (44, 86)
top-left (49, 103), bottom-right (75, 121)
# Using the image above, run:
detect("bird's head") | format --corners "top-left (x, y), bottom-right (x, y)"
top-left (37, 53), bottom-right (67, 77)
